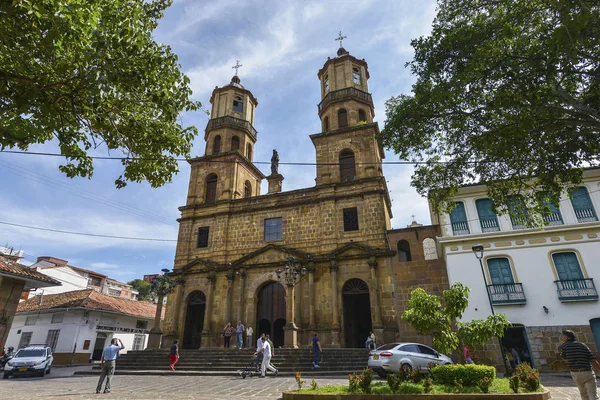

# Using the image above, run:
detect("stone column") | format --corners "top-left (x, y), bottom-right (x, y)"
top-left (368, 257), bottom-right (384, 343)
top-left (172, 280), bottom-right (186, 341)
top-left (267, 174), bottom-right (284, 194)
top-left (225, 269), bottom-right (235, 324)
top-left (308, 266), bottom-right (316, 330)
top-left (284, 284), bottom-right (299, 348)
top-left (147, 293), bottom-right (165, 349)
top-left (330, 260), bottom-right (341, 347)
top-left (201, 273), bottom-right (215, 348)
top-left (236, 269), bottom-right (246, 322)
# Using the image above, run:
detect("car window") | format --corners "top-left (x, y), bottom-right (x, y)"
top-left (377, 343), bottom-right (400, 351)
top-left (399, 344), bottom-right (420, 353)
top-left (15, 349), bottom-right (46, 358)
top-left (418, 345), bottom-right (437, 355)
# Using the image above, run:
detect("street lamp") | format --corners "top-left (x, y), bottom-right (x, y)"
top-left (471, 245), bottom-right (510, 375)
top-left (275, 257), bottom-right (306, 348)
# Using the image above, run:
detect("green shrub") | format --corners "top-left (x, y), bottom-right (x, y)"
top-left (509, 375), bottom-right (520, 393)
top-left (429, 364), bottom-right (496, 386)
top-left (514, 363), bottom-right (540, 392)
top-left (397, 383), bottom-right (424, 394)
top-left (423, 377), bottom-right (433, 393)
top-left (359, 368), bottom-right (373, 393)
top-left (410, 369), bottom-right (423, 383)
top-left (310, 379), bottom-right (318, 391)
top-left (478, 377), bottom-right (493, 393)
top-left (348, 373), bottom-right (360, 393)
top-left (454, 379), bottom-right (463, 393)
top-left (386, 373), bottom-right (401, 394)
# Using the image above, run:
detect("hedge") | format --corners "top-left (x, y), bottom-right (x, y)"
top-left (429, 364), bottom-right (496, 386)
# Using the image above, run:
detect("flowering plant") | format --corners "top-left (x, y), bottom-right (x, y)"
top-left (295, 371), bottom-right (305, 390)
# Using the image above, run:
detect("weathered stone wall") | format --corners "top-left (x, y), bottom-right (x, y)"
top-left (0, 277), bottom-right (26, 346)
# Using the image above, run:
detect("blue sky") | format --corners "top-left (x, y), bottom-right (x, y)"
top-left (0, 0), bottom-right (438, 282)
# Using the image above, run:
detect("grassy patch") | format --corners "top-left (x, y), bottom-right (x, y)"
top-left (293, 379), bottom-right (544, 395)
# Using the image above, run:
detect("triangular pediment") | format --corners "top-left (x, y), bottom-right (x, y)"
top-left (234, 244), bottom-right (313, 266)
top-left (179, 258), bottom-right (219, 273)
top-left (328, 242), bottom-right (383, 259)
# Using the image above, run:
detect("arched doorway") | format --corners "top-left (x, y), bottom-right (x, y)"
top-left (257, 282), bottom-right (286, 348)
top-left (183, 291), bottom-right (206, 349)
top-left (343, 278), bottom-right (373, 348)
top-left (500, 323), bottom-right (533, 367)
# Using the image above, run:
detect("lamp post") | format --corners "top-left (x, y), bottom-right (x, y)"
top-left (471, 245), bottom-right (510, 375)
top-left (276, 256), bottom-right (306, 348)
top-left (147, 269), bottom-right (184, 349)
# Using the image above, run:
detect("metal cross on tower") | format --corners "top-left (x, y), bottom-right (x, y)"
top-left (410, 214), bottom-right (416, 221)
top-left (335, 31), bottom-right (347, 48)
top-left (232, 60), bottom-right (242, 76)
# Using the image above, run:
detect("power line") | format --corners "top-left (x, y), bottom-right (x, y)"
top-left (0, 220), bottom-right (178, 242)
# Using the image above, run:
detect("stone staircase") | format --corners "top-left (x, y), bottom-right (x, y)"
top-left (110, 348), bottom-right (370, 375)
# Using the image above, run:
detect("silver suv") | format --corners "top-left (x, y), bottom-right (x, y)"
top-left (3, 345), bottom-right (53, 379)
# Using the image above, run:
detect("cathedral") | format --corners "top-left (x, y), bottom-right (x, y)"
top-left (161, 44), bottom-right (400, 349)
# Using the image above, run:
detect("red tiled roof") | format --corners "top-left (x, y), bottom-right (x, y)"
top-left (17, 289), bottom-right (158, 319)
top-left (0, 256), bottom-right (62, 286)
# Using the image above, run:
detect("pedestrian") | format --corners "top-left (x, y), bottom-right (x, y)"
top-left (96, 338), bottom-right (124, 394)
top-left (311, 332), bottom-right (322, 368)
top-left (236, 320), bottom-right (245, 350)
top-left (246, 325), bottom-right (254, 349)
top-left (255, 333), bottom-right (265, 372)
top-left (504, 347), bottom-right (515, 369)
top-left (223, 322), bottom-right (234, 348)
top-left (255, 336), bottom-right (277, 377)
top-left (169, 340), bottom-right (179, 371)
top-left (559, 329), bottom-right (600, 400)
top-left (266, 334), bottom-right (277, 371)
top-left (463, 345), bottom-right (473, 364)
top-left (365, 331), bottom-right (376, 350)
top-left (510, 347), bottom-right (521, 366)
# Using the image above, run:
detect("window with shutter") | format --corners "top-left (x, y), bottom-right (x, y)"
top-left (323, 117), bottom-right (329, 132)
top-left (205, 174), bottom-right (217, 203)
top-left (233, 95), bottom-right (243, 112)
top-left (475, 198), bottom-right (500, 232)
top-left (338, 108), bottom-right (348, 128)
top-left (569, 187), bottom-right (598, 223)
top-left (486, 258), bottom-right (514, 284)
top-left (343, 207), bottom-right (359, 231)
top-left (197, 227), bottom-right (209, 248)
top-left (507, 195), bottom-right (530, 229)
top-left (449, 202), bottom-right (469, 235)
top-left (231, 136), bottom-right (240, 151)
top-left (352, 67), bottom-right (361, 85)
top-left (244, 181), bottom-right (252, 198)
top-left (552, 252), bottom-right (584, 281)
top-left (246, 143), bottom-right (252, 160)
top-left (339, 150), bottom-right (356, 182)
top-left (264, 218), bottom-right (282, 241)
top-left (358, 109), bottom-right (366, 122)
top-left (212, 135), bottom-right (221, 154)
top-left (397, 240), bottom-right (411, 262)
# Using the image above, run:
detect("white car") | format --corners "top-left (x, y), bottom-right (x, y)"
top-left (368, 342), bottom-right (453, 378)
top-left (3, 346), bottom-right (53, 379)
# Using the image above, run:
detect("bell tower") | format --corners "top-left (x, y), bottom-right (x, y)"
top-left (186, 62), bottom-right (265, 205)
top-left (311, 33), bottom-right (385, 186)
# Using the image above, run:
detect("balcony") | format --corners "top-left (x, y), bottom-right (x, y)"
top-left (574, 208), bottom-right (598, 223)
top-left (451, 221), bottom-right (469, 235)
top-left (318, 87), bottom-right (373, 114)
top-left (543, 211), bottom-right (564, 226)
top-left (555, 279), bottom-right (599, 302)
top-left (480, 218), bottom-right (500, 233)
top-left (205, 116), bottom-right (257, 140)
top-left (510, 216), bottom-right (530, 230)
top-left (487, 283), bottom-right (527, 305)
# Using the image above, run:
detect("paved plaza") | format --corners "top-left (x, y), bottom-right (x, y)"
top-left (0, 367), bottom-right (589, 400)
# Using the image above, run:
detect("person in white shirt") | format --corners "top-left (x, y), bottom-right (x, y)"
top-left (255, 333), bottom-right (265, 372)
top-left (246, 326), bottom-right (254, 349)
top-left (255, 336), bottom-right (277, 377)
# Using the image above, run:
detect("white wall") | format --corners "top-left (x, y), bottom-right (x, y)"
top-left (30, 267), bottom-right (88, 296)
top-left (444, 235), bottom-right (600, 327)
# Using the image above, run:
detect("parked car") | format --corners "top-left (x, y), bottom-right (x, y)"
top-left (3, 345), bottom-right (53, 379)
top-left (368, 342), bottom-right (453, 378)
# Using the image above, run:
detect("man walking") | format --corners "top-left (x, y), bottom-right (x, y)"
top-left (560, 329), bottom-right (600, 400)
top-left (255, 336), bottom-right (277, 377)
top-left (246, 325), bottom-right (254, 349)
top-left (169, 340), bottom-right (179, 371)
top-left (96, 338), bottom-right (124, 394)
top-left (236, 320), bottom-right (245, 350)
top-left (311, 332), bottom-right (322, 368)
top-left (255, 333), bottom-right (265, 372)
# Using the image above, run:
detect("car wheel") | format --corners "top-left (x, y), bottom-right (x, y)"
top-left (3, 373), bottom-right (8, 379)
top-left (46, 367), bottom-right (51, 375)
top-left (38, 369), bottom-right (45, 377)
top-left (376, 371), bottom-right (387, 379)
top-left (401, 363), bottom-right (412, 373)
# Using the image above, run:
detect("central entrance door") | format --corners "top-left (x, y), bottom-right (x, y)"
top-left (257, 282), bottom-right (286, 348)
top-left (343, 278), bottom-right (373, 348)
top-left (183, 291), bottom-right (206, 349)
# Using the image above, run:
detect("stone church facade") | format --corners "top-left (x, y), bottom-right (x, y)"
top-left (162, 47), bottom-right (400, 349)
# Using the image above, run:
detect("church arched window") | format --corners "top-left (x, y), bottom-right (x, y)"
top-left (358, 109), bottom-right (366, 123)
top-left (397, 240), bottom-right (411, 262)
top-left (212, 135), bottom-right (221, 154)
top-left (323, 75), bottom-right (329, 92)
top-left (423, 238), bottom-right (438, 260)
top-left (246, 143), bottom-right (252, 160)
top-left (233, 95), bottom-right (243, 112)
top-left (323, 117), bottom-right (329, 132)
top-left (352, 67), bottom-right (361, 85)
top-left (231, 136), bottom-right (240, 151)
top-left (339, 149), bottom-right (356, 182)
top-left (244, 181), bottom-right (252, 198)
top-left (338, 108), bottom-right (348, 128)
top-left (205, 174), bottom-right (218, 204)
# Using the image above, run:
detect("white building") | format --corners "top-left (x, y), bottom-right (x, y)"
top-left (432, 167), bottom-right (600, 371)
top-left (5, 289), bottom-right (157, 365)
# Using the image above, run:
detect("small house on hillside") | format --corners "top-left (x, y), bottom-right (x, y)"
top-left (5, 289), bottom-right (159, 365)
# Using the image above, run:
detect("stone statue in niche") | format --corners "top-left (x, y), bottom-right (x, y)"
top-left (271, 149), bottom-right (279, 175)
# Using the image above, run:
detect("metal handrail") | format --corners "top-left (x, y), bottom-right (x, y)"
top-left (555, 278), bottom-right (598, 301)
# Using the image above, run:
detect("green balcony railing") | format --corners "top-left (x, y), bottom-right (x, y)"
top-left (487, 283), bottom-right (527, 305)
top-left (555, 278), bottom-right (598, 302)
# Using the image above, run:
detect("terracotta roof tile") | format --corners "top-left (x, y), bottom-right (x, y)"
top-left (0, 256), bottom-right (62, 285)
top-left (17, 289), bottom-right (158, 319)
